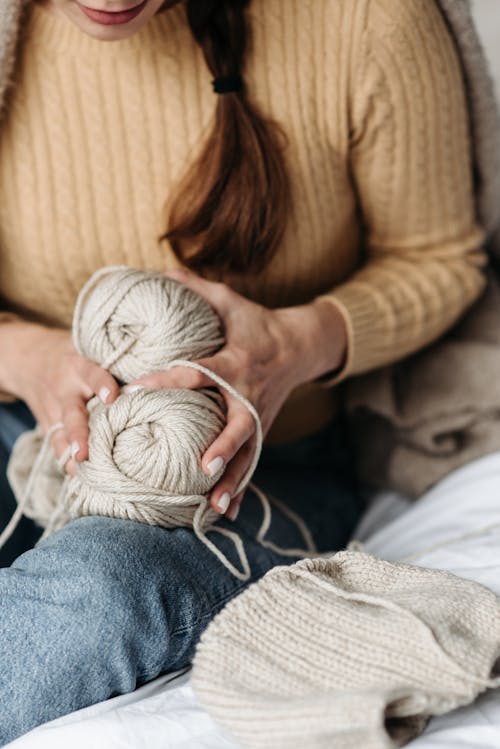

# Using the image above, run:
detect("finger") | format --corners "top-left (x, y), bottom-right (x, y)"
top-left (62, 398), bottom-right (90, 463)
top-left (125, 365), bottom-right (214, 392)
top-left (49, 428), bottom-right (72, 473)
top-left (226, 492), bottom-right (244, 522)
top-left (49, 428), bottom-right (77, 477)
top-left (210, 441), bottom-right (254, 514)
top-left (50, 428), bottom-right (68, 459)
top-left (64, 458), bottom-right (77, 477)
top-left (203, 402), bottom-right (255, 478)
top-left (79, 360), bottom-right (120, 405)
top-left (165, 268), bottom-right (231, 316)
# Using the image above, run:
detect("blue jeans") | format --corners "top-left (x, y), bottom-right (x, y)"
top-left (0, 402), bottom-right (362, 745)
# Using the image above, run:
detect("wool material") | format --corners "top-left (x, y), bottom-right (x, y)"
top-left (72, 265), bottom-right (225, 382)
top-left (192, 551), bottom-right (500, 749)
top-left (5, 267), bottom-right (274, 580)
top-left (5, 266), bottom-right (316, 579)
top-left (8, 267), bottom-right (225, 529)
top-left (0, 0), bottom-right (490, 444)
top-left (9, 387), bottom-right (226, 532)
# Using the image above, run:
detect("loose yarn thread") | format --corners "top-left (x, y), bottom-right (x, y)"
top-left (2, 267), bottom-right (316, 579)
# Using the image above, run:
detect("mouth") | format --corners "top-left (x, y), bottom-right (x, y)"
top-left (75, 0), bottom-right (148, 25)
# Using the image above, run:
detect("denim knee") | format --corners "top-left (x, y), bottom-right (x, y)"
top-left (0, 517), bottom-right (207, 744)
top-left (24, 516), bottom-right (207, 669)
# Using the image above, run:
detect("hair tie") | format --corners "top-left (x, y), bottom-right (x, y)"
top-left (212, 75), bottom-right (243, 95)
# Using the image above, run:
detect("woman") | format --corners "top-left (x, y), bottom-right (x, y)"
top-left (0, 0), bottom-right (487, 743)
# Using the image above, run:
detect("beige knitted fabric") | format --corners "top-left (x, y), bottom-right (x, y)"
top-left (192, 551), bottom-right (500, 749)
top-left (0, 0), bottom-right (486, 441)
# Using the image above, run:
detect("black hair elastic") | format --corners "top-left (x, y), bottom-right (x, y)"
top-left (212, 75), bottom-right (243, 95)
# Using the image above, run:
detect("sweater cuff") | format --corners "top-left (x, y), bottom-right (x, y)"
top-left (314, 293), bottom-right (358, 387)
top-left (0, 312), bottom-right (21, 403)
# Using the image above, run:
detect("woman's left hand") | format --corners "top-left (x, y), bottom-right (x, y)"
top-left (127, 268), bottom-right (347, 520)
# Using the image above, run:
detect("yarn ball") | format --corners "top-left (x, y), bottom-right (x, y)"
top-left (8, 265), bottom-right (229, 533)
top-left (64, 387), bottom-right (226, 526)
top-left (72, 266), bottom-right (225, 383)
top-left (5, 266), bottom-right (269, 578)
top-left (8, 387), bottom-right (226, 532)
top-left (192, 551), bottom-right (500, 749)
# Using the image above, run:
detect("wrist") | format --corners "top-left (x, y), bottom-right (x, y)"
top-left (274, 298), bottom-right (347, 386)
top-left (310, 297), bottom-right (348, 378)
top-left (0, 320), bottom-right (51, 398)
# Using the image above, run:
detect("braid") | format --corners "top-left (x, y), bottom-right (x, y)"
top-left (161, 0), bottom-right (292, 274)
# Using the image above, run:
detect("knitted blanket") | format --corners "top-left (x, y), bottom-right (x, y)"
top-left (192, 551), bottom-right (500, 749)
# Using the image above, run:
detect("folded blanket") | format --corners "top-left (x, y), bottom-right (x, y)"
top-left (348, 273), bottom-right (500, 496)
top-left (192, 551), bottom-right (500, 749)
top-left (345, 0), bottom-right (500, 497)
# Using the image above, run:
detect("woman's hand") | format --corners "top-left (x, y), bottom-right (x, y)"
top-left (127, 268), bottom-right (347, 521)
top-left (0, 321), bottom-right (120, 473)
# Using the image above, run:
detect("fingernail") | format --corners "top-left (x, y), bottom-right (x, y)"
top-left (228, 504), bottom-right (240, 522)
top-left (71, 441), bottom-right (80, 459)
top-left (99, 386), bottom-right (111, 404)
top-left (207, 456), bottom-right (224, 477)
top-left (123, 384), bottom-right (145, 394)
top-left (216, 492), bottom-right (231, 514)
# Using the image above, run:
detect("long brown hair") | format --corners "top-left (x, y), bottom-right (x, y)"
top-left (160, 0), bottom-right (292, 274)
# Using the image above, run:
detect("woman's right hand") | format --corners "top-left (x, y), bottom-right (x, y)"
top-left (0, 321), bottom-right (120, 472)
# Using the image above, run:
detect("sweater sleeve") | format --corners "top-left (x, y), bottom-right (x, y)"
top-left (319, 0), bottom-right (487, 383)
top-left (0, 310), bottom-right (21, 402)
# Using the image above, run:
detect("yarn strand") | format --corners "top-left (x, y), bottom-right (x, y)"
top-left (251, 482), bottom-right (317, 557)
top-left (167, 358), bottom-right (263, 495)
top-left (166, 359), bottom-right (318, 576)
top-left (0, 423), bottom-right (65, 549)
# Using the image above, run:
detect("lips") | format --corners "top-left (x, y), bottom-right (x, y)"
top-left (76, 0), bottom-right (148, 25)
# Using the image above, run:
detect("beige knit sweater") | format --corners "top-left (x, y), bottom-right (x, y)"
top-left (0, 0), bottom-right (486, 442)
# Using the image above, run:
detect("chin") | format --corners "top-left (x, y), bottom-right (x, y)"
top-left (75, 20), bottom-right (146, 41)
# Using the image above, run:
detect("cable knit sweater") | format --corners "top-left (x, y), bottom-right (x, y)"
top-left (0, 0), bottom-right (487, 442)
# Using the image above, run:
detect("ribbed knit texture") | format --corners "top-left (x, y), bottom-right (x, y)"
top-left (192, 551), bottom-right (500, 749)
top-left (0, 0), bottom-right (486, 440)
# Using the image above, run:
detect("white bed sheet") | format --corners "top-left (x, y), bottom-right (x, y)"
top-left (8, 451), bottom-right (500, 749)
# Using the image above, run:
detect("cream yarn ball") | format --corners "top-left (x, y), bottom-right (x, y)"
top-left (7, 265), bottom-right (228, 532)
top-left (65, 387), bottom-right (225, 527)
top-left (72, 266), bottom-right (225, 382)
top-left (7, 388), bottom-right (226, 532)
